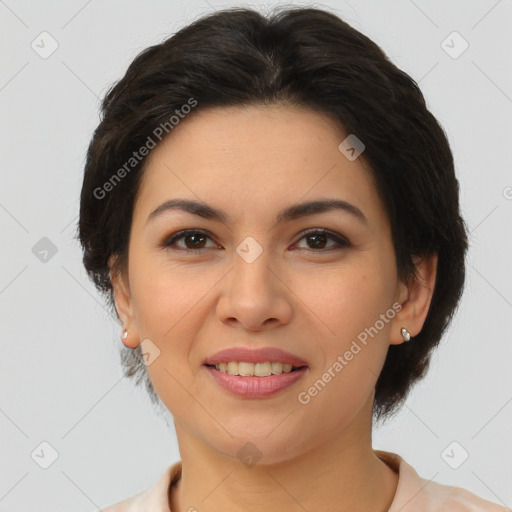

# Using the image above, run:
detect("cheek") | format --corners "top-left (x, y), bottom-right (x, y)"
top-left (303, 263), bottom-right (387, 333)
top-left (130, 263), bottom-right (218, 400)
top-left (304, 263), bottom-right (393, 380)
top-left (130, 259), bottom-right (212, 339)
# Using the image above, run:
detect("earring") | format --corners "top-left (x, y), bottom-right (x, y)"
top-left (122, 328), bottom-right (128, 340)
top-left (401, 327), bottom-right (411, 342)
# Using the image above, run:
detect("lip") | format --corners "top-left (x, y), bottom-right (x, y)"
top-left (205, 365), bottom-right (308, 398)
top-left (203, 346), bottom-right (309, 367)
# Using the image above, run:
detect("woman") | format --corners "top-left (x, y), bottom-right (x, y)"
top-left (78, 6), bottom-right (508, 511)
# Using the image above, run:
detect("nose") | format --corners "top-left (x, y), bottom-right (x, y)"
top-left (215, 248), bottom-right (293, 332)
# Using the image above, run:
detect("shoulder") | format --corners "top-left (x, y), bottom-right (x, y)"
top-left (420, 478), bottom-right (510, 512)
top-left (93, 461), bottom-right (182, 512)
top-left (374, 450), bottom-right (509, 512)
top-left (93, 488), bottom-right (151, 512)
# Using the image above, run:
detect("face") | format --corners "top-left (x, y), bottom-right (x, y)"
top-left (111, 104), bottom-right (419, 464)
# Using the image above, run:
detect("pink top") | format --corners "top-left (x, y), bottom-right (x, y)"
top-left (98, 450), bottom-right (509, 511)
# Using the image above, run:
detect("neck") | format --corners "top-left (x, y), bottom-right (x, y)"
top-left (169, 397), bottom-right (398, 512)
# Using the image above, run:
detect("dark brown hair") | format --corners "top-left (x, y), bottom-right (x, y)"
top-left (77, 6), bottom-right (469, 425)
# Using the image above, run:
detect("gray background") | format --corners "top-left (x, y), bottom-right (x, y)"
top-left (0, 0), bottom-right (511, 510)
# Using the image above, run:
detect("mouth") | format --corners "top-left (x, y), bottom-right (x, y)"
top-left (202, 347), bottom-right (309, 397)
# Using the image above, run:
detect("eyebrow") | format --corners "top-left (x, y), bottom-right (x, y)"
top-left (146, 198), bottom-right (368, 227)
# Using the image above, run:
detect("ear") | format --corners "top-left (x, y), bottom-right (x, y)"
top-left (108, 254), bottom-right (140, 349)
top-left (389, 253), bottom-right (438, 345)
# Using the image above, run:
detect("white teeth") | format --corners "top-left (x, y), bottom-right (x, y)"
top-left (227, 361), bottom-right (238, 375)
top-left (214, 361), bottom-right (296, 376)
top-left (239, 361), bottom-right (257, 376)
top-left (271, 361), bottom-right (283, 374)
top-left (254, 362), bottom-right (272, 377)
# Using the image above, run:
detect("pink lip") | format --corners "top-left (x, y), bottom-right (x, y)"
top-left (205, 365), bottom-right (308, 398)
top-left (203, 346), bottom-right (308, 367)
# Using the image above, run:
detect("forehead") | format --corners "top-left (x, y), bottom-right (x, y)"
top-left (134, 104), bottom-right (388, 233)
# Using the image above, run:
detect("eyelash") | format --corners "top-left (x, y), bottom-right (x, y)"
top-left (160, 228), bottom-right (351, 254)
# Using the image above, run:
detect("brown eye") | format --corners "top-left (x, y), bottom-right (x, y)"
top-left (294, 229), bottom-right (350, 252)
top-left (161, 230), bottom-right (216, 252)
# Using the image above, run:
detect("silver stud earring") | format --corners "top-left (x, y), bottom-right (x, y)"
top-left (122, 328), bottom-right (128, 340)
top-left (401, 327), bottom-right (411, 342)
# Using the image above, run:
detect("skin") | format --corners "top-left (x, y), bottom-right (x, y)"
top-left (109, 104), bottom-right (437, 512)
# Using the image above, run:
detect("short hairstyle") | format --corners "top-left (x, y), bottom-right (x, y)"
top-left (77, 6), bottom-right (469, 424)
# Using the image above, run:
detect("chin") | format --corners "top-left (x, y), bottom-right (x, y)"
top-left (211, 432), bottom-right (305, 467)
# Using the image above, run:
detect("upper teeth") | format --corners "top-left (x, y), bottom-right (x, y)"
top-left (214, 361), bottom-right (296, 376)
